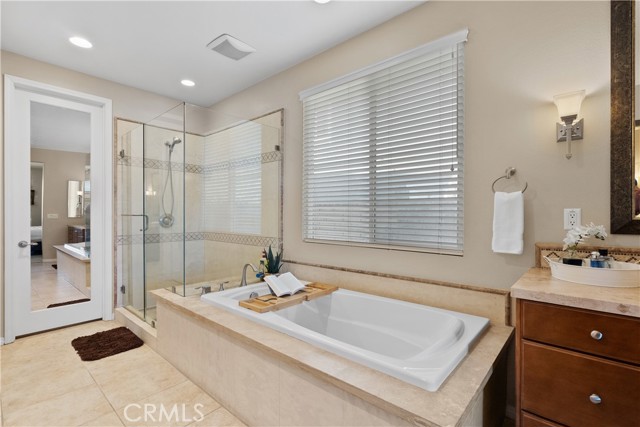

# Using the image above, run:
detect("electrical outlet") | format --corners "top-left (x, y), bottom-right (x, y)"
top-left (563, 208), bottom-right (581, 230)
top-left (47, 213), bottom-right (58, 219)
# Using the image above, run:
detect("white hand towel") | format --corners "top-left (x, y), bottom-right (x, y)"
top-left (492, 191), bottom-right (524, 255)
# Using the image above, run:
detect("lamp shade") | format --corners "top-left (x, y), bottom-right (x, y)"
top-left (553, 90), bottom-right (585, 119)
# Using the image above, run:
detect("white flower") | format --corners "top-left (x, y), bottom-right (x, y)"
top-left (562, 223), bottom-right (607, 251)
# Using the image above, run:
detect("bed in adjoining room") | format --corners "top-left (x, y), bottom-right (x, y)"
top-left (30, 225), bottom-right (43, 255)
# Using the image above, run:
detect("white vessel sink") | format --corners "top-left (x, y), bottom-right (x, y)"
top-left (544, 257), bottom-right (640, 288)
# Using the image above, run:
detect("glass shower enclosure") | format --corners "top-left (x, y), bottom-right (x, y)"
top-left (116, 103), bottom-right (282, 326)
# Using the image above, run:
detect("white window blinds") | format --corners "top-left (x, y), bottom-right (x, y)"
top-left (300, 30), bottom-right (467, 254)
top-left (204, 121), bottom-right (262, 235)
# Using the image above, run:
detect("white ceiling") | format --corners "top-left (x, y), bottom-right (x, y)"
top-left (1, 1), bottom-right (424, 107)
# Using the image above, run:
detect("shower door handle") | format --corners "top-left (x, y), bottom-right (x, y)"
top-left (121, 214), bottom-right (149, 231)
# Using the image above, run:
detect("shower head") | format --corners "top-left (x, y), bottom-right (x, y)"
top-left (165, 137), bottom-right (182, 153)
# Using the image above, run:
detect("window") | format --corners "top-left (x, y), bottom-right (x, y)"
top-left (300, 30), bottom-right (467, 254)
top-left (204, 121), bottom-right (262, 235)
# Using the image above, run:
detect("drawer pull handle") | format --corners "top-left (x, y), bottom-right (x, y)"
top-left (589, 394), bottom-right (602, 404)
top-left (590, 330), bottom-right (603, 340)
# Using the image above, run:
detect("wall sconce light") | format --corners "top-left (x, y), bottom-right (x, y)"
top-left (554, 90), bottom-right (585, 159)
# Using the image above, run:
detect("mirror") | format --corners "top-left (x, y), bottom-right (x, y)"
top-left (30, 101), bottom-right (92, 310)
top-left (610, 0), bottom-right (640, 234)
top-left (67, 180), bottom-right (83, 218)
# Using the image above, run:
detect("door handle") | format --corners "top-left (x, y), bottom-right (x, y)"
top-left (121, 214), bottom-right (149, 231)
top-left (18, 240), bottom-right (37, 248)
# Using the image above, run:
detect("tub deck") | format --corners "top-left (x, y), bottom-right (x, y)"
top-left (153, 287), bottom-right (513, 427)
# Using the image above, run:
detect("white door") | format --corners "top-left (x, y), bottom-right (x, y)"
top-left (4, 75), bottom-right (113, 342)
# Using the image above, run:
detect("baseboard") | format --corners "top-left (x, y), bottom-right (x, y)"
top-left (42, 258), bottom-right (56, 262)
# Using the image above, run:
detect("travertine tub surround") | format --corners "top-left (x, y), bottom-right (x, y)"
top-left (154, 285), bottom-right (513, 427)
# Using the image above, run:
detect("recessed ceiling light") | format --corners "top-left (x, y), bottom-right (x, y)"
top-left (181, 79), bottom-right (195, 87)
top-left (314, 0), bottom-right (331, 3)
top-left (69, 36), bottom-right (92, 49)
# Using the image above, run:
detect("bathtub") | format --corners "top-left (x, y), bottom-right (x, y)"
top-left (201, 283), bottom-right (489, 392)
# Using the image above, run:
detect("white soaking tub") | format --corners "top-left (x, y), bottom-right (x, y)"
top-left (201, 283), bottom-right (489, 392)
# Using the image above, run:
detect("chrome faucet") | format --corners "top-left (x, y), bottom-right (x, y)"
top-left (195, 285), bottom-right (211, 295)
top-left (240, 263), bottom-right (259, 287)
top-left (218, 281), bottom-right (229, 292)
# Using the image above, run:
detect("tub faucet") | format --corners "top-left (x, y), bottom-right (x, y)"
top-left (240, 263), bottom-right (258, 287)
top-left (195, 285), bottom-right (211, 296)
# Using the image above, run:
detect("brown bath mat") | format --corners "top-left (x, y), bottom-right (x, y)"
top-left (47, 298), bottom-right (90, 308)
top-left (71, 327), bottom-right (143, 361)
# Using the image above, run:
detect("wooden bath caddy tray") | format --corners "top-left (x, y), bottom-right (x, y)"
top-left (239, 283), bottom-right (338, 313)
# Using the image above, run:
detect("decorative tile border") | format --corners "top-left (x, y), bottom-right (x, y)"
top-left (204, 151), bottom-right (281, 173)
top-left (118, 151), bottom-right (280, 175)
top-left (202, 232), bottom-right (280, 247)
top-left (535, 242), bottom-right (640, 268)
top-left (117, 232), bottom-right (280, 248)
top-left (118, 156), bottom-right (204, 174)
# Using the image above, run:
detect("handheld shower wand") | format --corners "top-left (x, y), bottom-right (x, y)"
top-left (164, 137), bottom-right (182, 153)
top-left (160, 137), bottom-right (182, 228)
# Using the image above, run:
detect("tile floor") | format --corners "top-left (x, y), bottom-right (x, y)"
top-left (0, 320), bottom-right (246, 427)
top-left (31, 259), bottom-right (88, 311)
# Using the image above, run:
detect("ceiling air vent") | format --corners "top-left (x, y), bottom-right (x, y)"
top-left (207, 34), bottom-right (255, 61)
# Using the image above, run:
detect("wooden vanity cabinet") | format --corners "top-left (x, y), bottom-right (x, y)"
top-left (67, 225), bottom-right (87, 243)
top-left (515, 299), bottom-right (640, 427)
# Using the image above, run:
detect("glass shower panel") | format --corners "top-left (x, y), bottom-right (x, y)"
top-left (143, 104), bottom-right (186, 324)
top-left (116, 119), bottom-right (146, 320)
top-left (198, 108), bottom-right (283, 286)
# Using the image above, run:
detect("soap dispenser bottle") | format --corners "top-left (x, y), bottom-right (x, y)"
top-left (590, 251), bottom-right (605, 268)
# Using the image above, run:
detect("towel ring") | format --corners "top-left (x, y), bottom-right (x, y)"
top-left (492, 167), bottom-right (528, 193)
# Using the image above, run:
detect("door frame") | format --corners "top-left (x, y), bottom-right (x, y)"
top-left (3, 75), bottom-right (114, 343)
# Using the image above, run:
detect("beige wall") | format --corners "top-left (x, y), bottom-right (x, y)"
top-left (210, 1), bottom-right (638, 290)
top-left (30, 164), bottom-right (43, 226)
top-left (31, 148), bottom-right (89, 260)
top-left (1, 50), bottom-right (183, 337)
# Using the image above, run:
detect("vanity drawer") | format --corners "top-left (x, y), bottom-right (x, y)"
top-left (521, 341), bottom-right (640, 427)
top-left (521, 412), bottom-right (563, 427)
top-left (521, 300), bottom-right (640, 364)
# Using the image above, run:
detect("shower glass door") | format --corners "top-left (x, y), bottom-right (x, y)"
top-left (143, 104), bottom-right (186, 323)
top-left (117, 120), bottom-right (146, 320)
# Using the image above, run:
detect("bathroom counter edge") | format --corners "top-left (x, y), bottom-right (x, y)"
top-left (511, 268), bottom-right (640, 317)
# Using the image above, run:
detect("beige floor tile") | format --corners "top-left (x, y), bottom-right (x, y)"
top-left (1, 320), bottom-right (237, 427)
top-left (115, 381), bottom-right (221, 427)
top-left (2, 362), bottom-right (96, 412)
top-left (82, 410), bottom-right (125, 427)
top-left (86, 346), bottom-right (187, 409)
top-left (3, 321), bottom-right (118, 364)
top-left (186, 408), bottom-right (246, 427)
top-left (2, 384), bottom-right (113, 427)
top-left (82, 344), bottom-right (158, 376)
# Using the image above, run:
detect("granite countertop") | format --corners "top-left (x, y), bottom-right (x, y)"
top-left (511, 268), bottom-right (640, 317)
